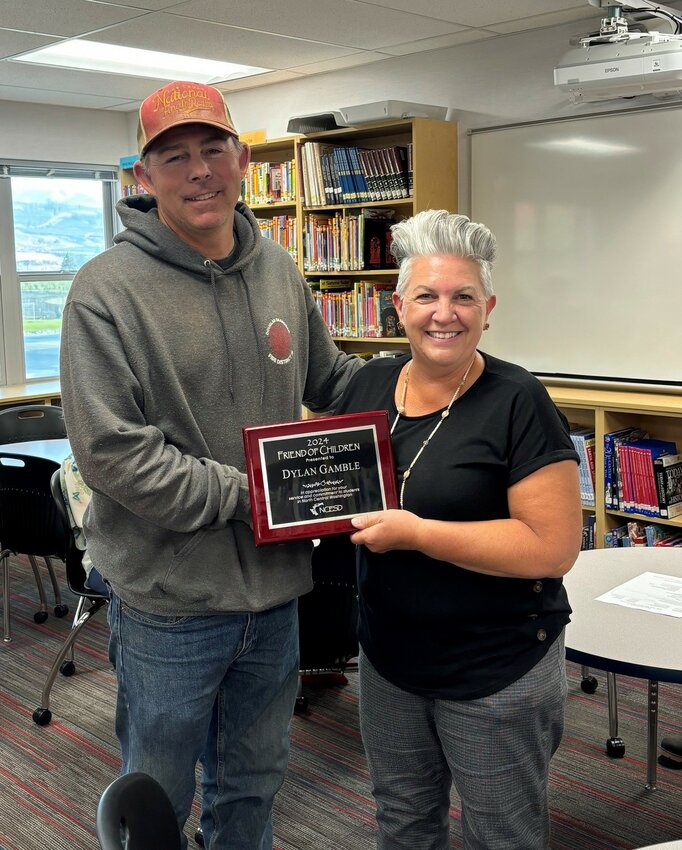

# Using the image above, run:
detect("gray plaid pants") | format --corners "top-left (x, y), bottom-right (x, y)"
top-left (359, 632), bottom-right (566, 850)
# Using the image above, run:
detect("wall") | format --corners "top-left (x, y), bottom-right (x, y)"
top-left (0, 100), bottom-right (128, 166)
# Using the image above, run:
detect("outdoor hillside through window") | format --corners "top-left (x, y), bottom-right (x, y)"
top-left (4, 174), bottom-right (115, 380)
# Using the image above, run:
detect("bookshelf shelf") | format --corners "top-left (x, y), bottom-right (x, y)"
top-left (250, 201), bottom-right (296, 211)
top-left (306, 269), bottom-right (398, 278)
top-left (302, 198), bottom-right (414, 213)
top-left (544, 383), bottom-right (682, 550)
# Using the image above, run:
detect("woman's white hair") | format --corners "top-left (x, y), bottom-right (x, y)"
top-left (391, 209), bottom-right (497, 298)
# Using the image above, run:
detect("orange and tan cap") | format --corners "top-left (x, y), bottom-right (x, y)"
top-left (137, 80), bottom-right (238, 156)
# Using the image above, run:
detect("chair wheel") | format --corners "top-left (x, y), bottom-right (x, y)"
top-left (32, 707), bottom-right (52, 726)
top-left (294, 695), bottom-right (309, 714)
top-left (54, 604), bottom-right (69, 618)
top-left (580, 676), bottom-right (598, 694)
top-left (194, 827), bottom-right (205, 847)
top-left (60, 660), bottom-right (76, 677)
top-left (33, 611), bottom-right (48, 624)
top-left (606, 737), bottom-right (625, 758)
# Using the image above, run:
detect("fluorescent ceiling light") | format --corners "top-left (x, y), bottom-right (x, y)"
top-left (12, 39), bottom-right (271, 83)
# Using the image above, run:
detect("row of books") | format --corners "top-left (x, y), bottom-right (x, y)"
top-left (604, 426), bottom-right (681, 519)
top-left (255, 215), bottom-right (297, 262)
top-left (581, 513), bottom-right (596, 551)
top-left (310, 281), bottom-right (404, 339)
top-left (569, 427), bottom-right (596, 507)
top-left (241, 160), bottom-right (296, 206)
top-left (121, 183), bottom-right (147, 197)
top-left (299, 141), bottom-right (411, 207)
top-left (302, 210), bottom-right (397, 273)
top-left (605, 520), bottom-right (682, 547)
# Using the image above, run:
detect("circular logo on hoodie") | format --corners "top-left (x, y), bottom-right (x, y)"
top-left (266, 318), bottom-right (293, 365)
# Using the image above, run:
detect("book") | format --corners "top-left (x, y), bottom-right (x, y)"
top-left (653, 452), bottom-right (682, 519)
top-left (604, 427), bottom-right (647, 510)
top-left (624, 439), bottom-right (677, 516)
top-left (377, 289), bottom-right (404, 338)
top-left (569, 427), bottom-right (596, 507)
top-left (362, 209), bottom-right (396, 271)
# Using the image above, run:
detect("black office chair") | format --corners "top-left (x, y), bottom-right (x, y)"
top-left (0, 404), bottom-right (68, 442)
top-left (96, 772), bottom-right (182, 850)
top-left (32, 469), bottom-right (109, 726)
top-left (0, 404), bottom-right (69, 632)
top-left (0, 452), bottom-right (70, 643)
top-left (295, 535), bottom-right (359, 713)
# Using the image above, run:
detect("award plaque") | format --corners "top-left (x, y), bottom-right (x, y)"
top-left (243, 410), bottom-right (398, 545)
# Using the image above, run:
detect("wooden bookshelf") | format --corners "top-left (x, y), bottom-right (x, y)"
top-left (544, 384), bottom-right (682, 548)
top-left (295, 117), bottom-right (456, 353)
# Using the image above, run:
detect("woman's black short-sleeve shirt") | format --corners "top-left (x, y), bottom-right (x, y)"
top-left (334, 351), bottom-right (580, 700)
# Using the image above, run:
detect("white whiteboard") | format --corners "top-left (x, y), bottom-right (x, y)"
top-left (471, 107), bottom-right (682, 387)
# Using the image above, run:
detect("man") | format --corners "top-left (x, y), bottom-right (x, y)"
top-left (60, 80), bottom-right (361, 849)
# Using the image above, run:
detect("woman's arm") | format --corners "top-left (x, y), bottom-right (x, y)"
top-left (350, 459), bottom-right (582, 579)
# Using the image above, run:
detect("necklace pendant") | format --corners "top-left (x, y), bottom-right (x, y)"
top-left (441, 409), bottom-right (449, 419)
top-left (403, 469), bottom-right (411, 480)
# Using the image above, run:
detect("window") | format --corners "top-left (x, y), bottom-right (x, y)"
top-left (0, 162), bottom-right (118, 384)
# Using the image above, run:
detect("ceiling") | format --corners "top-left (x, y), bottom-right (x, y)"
top-left (0, 0), bottom-right (678, 112)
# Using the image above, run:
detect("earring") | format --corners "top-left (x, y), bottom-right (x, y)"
top-left (483, 322), bottom-right (490, 331)
top-left (397, 321), bottom-right (404, 331)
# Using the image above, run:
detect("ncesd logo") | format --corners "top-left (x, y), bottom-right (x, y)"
top-left (310, 502), bottom-right (344, 516)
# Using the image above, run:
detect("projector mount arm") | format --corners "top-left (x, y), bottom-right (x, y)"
top-left (587, 0), bottom-right (682, 36)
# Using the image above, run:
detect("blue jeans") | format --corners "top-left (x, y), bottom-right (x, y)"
top-left (107, 592), bottom-right (299, 850)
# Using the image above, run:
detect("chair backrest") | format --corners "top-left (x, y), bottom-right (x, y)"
top-left (49, 469), bottom-right (98, 598)
top-left (0, 405), bottom-right (67, 443)
top-left (96, 772), bottom-right (182, 850)
top-left (0, 453), bottom-right (67, 558)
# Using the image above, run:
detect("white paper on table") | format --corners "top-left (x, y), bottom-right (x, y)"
top-left (596, 571), bottom-right (682, 618)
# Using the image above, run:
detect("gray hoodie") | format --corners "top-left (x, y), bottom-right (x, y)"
top-left (60, 196), bottom-right (361, 615)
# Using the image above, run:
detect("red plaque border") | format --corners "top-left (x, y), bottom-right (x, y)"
top-left (243, 410), bottom-right (398, 545)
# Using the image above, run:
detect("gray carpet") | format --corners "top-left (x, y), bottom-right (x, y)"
top-left (1, 553), bottom-right (680, 850)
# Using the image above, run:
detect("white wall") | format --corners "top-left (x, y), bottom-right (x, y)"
top-left (0, 100), bottom-right (128, 166)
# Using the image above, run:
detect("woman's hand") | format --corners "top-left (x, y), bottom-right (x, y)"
top-left (350, 510), bottom-right (421, 553)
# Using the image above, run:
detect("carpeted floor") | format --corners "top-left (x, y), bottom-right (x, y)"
top-left (0, 553), bottom-right (681, 850)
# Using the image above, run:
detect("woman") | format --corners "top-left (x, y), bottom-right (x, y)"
top-left (336, 210), bottom-right (582, 850)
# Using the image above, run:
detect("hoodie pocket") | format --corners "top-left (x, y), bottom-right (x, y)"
top-left (163, 528), bottom-right (208, 591)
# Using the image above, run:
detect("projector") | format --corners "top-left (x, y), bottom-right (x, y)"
top-left (337, 101), bottom-right (448, 125)
top-left (554, 31), bottom-right (682, 103)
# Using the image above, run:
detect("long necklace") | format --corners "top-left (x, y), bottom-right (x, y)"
top-left (390, 355), bottom-right (476, 509)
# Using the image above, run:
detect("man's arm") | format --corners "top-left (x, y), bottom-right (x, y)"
top-left (60, 299), bottom-right (251, 534)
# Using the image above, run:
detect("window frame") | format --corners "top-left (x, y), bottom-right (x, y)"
top-left (0, 159), bottom-right (119, 386)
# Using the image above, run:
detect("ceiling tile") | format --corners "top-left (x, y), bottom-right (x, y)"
top-left (353, 0), bottom-right (587, 29)
top-left (0, 84), bottom-right (134, 109)
top-left (83, 13), bottom-right (362, 68)
top-left (290, 51), bottom-right (392, 75)
top-left (0, 0), bottom-right (147, 37)
top-left (0, 31), bottom-right (57, 60)
top-left (0, 60), bottom-right (168, 98)
top-left (381, 29), bottom-right (496, 56)
top-left (216, 70), bottom-right (305, 92)
top-left (169, 0), bottom-right (464, 49)
top-left (489, 8), bottom-right (601, 34)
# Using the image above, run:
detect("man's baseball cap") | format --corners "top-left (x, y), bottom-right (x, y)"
top-left (137, 80), bottom-right (239, 157)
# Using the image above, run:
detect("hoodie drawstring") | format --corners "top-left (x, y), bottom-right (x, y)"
top-left (206, 261), bottom-right (266, 406)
